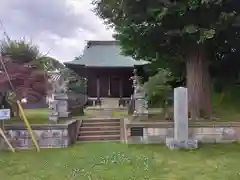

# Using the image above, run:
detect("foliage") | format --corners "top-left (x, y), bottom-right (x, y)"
top-left (94, 0), bottom-right (240, 60)
top-left (0, 39), bottom-right (40, 64)
top-left (0, 38), bottom-right (64, 72)
top-left (0, 39), bottom-right (64, 103)
top-left (143, 54), bottom-right (186, 88)
top-left (61, 68), bottom-right (87, 94)
top-left (57, 68), bottom-right (87, 115)
top-left (94, 0), bottom-right (240, 119)
top-left (211, 50), bottom-right (240, 92)
top-left (143, 68), bottom-right (172, 107)
top-left (94, 0), bottom-right (240, 92)
top-left (0, 57), bottom-right (49, 102)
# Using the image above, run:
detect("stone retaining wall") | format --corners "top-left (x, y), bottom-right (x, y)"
top-left (122, 120), bottom-right (240, 144)
top-left (0, 120), bottom-right (81, 150)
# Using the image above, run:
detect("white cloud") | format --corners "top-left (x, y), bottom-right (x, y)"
top-left (0, 0), bottom-right (114, 62)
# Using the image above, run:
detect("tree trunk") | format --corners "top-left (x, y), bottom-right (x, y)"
top-left (186, 46), bottom-right (212, 120)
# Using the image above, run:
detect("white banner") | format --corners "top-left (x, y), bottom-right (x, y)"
top-left (0, 109), bottom-right (11, 120)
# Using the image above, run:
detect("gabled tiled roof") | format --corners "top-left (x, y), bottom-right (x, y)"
top-left (64, 40), bottom-right (149, 67)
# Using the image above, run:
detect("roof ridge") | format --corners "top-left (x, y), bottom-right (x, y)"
top-left (87, 40), bottom-right (119, 47)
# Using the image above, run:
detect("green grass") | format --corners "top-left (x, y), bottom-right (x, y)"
top-left (111, 111), bottom-right (128, 117)
top-left (6, 109), bottom-right (83, 125)
top-left (1, 142), bottom-right (240, 179)
top-left (6, 109), bottom-right (49, 124)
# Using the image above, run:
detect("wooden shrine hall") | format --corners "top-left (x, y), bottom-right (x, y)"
top-left (64, 40), bottom-right (149, 107)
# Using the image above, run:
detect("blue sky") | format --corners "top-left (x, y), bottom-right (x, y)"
top-left (0, 0), bottom-right (114, 62)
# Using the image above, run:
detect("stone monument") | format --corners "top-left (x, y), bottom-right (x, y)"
top-left (48, 98), bottom-right (59, 124)
top-left (131, 69), bottom-right (148, 115)
top-left (47, 70), bottom-right (69, 124)
top-left (166, 87), bottom-right (198, 150)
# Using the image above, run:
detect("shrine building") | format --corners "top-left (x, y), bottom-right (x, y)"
top-left (64, 40), bottom-right (148, 105)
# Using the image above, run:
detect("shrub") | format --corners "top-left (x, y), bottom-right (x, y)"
top-left (143, 68), bottom-right (173, 108)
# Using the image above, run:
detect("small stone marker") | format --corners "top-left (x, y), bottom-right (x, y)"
top-left (166, 87), bottom-right (198, 150)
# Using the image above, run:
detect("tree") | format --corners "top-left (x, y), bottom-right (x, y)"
top-left (144, 68), bottom-right (172, 107)
top-left (0, 39), bottom-right (55, 117)
top-left (0, 38), bottom-right (64, 98)
top-left (1, 39), bottom-right (65, 72)
top-left (0, 57), bottom-right (49, 102)
top-left (0, 38), bottom-right (64, 72)
top-left (61, 68), bottom-right (87, 94)
top-left (143, 54), bottom-right (186, 88)
top-left (94, 0), bottom-right (240, 119)
top-left (0, 57), bottom-right (49, 117)
top-left (0, 39), bottom-right (40, 64)
top-left (0, 39), bottom-right (59, 100)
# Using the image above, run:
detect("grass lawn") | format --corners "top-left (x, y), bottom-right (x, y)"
top-left (84, 109), bottom-right (128, 118)
top-left (0, 143), bottom-right (240, 180)
top-left (6, 108), bottom-right (49, 124)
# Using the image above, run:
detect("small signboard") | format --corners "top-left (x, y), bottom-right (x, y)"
top-left (0, 109), bottom-right (11, 120)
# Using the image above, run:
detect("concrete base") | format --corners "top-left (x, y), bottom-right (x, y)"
top-left (48, 113), bottom-right (58, 124)
top-left (58, 112), bottom-right (70, 118)
top-left (132, 113), bottom-right (149, 121)
top-left (0, 120), bottom-right (79, 150)
top-left (165, 137), bottom-right (198, 150)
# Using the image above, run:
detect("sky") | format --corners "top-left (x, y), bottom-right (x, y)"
top-left (0, 0), bottom-right (114, 63)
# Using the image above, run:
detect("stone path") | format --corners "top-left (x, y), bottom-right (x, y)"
top-left (86, 98), bottom-right (127, 118)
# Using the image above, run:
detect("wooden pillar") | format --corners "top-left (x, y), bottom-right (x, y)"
top-left (97, 76), bottom-right (100, 98)
top-left (120, 78), bottom-right (123, 98)
top-left (108, 76), bottom-right (111, 96)
top-left (86, 76), bottom-right (89, 97)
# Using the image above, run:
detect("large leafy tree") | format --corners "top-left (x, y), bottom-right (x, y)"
top-left (0, 57), bottom-right (48, 102)
top-left (0, 56), bottom-right (49, 118)
top-left (94, 0), bottom-right (240, 119)
top-left (0, 39), bottom-right (64, 71)
top-left (0, 39), bottom-right (56, 117)
top-left (0, 39), bottom-right (40, 64)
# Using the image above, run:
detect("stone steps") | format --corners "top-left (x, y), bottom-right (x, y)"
top-left (82, 121), bottom-right (120, 127)
top-left (78, 118), bottom-right (121, 142)
top-left (80, 126), bottom-right (120, 131)
top-left (76, 140), bottom-right (120, 143)
top-left (79, 130), bottom-right (120, 136)
top-left (82, 118), bottom-right (120, 123)
top-left (78, 134), bottom-right (120, 141)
